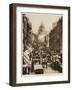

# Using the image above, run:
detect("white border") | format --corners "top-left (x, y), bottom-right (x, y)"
top-left (16, 7), bottom-right (68, 83)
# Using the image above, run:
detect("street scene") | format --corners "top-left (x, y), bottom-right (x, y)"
top-left (22, 13), bottom-right (63, 75)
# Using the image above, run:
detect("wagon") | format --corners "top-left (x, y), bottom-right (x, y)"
top-left (34, 64), bottom-right (44, 74)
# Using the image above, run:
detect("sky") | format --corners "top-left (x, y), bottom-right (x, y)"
top-left (24, 13), bottom-right (62, 34)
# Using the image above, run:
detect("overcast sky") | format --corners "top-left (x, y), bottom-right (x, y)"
top-left (24, 13), bottom-right (62, 34)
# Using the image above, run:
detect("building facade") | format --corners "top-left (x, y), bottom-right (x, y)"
top-left (22, 14), bottom-right (32, 51)
top-left (49, 17), bottom-right (63, 53)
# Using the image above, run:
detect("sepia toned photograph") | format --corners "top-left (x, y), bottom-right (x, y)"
top-left (22, 13), bottom-right (63, 75)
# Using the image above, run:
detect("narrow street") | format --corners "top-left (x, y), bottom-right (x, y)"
top-left (22, 13), bottom-right (62, 75)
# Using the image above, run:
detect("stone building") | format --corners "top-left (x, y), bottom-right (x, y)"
top-left (22, 14), bottom-right (32, 51)
top-left (49, 17), bottom-right (63, 53)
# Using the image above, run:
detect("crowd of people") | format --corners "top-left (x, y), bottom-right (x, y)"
top-left (22, 42), bottom-right (62, 74)
top-left (29, 44), bottom-right (62, 74)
